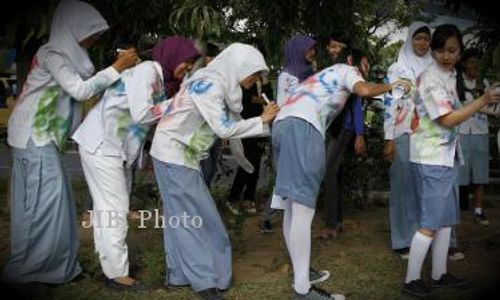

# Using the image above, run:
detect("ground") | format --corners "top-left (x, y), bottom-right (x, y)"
top-left (0, 178), bottom-right (500, 300)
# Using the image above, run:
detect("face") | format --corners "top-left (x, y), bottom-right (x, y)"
top-left (240, 73), bottom-right (260, 89)
top-left (326, 40), bottom-right (346, 62)
top-left (433, 36), bottom-right (461, 71)
top-left (412, 32), bottom-right (431, 57)
top-left (463, 56), bottom-right (478, 79)
top-left (304, 47), bottom-right (316, 63)
top-left (79, 33), bottom-right (101, 49)
top-left (360, 56), bottom-right (370, 78)
top-left (173, 59), bottom-right (195, 80)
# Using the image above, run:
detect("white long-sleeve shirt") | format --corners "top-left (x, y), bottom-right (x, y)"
top-left (8, 47), bottom-right (120, 150)
top-left (150, 75), bottom-right (269, 170)
top-left (73, 61), bottom-right (168, 167)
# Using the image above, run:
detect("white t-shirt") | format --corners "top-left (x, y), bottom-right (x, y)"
top-left (274, 64), bottom-right (364, 137)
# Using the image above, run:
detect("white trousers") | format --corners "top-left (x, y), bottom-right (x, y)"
top-left (80, 148), bottom-right (131, 279)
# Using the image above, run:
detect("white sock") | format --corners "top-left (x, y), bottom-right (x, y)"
top-left (474, 207), bottom-right (482, 215)
top-left (405, 231), bottom-right (433, 283)
top-left (283, 200), bottom-right (292, 250)
top-left (288, 201), bottom-right (315, 294)
top-left (432, 227), bottom-right (451, 280)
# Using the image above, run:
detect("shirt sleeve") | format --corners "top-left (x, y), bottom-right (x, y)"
top-left (190, 80), bottom-right (265, 139)
top-left (125, 62), bottom-right (168, 124)
top-left (343, 66), bottom-right (365, 93)
top-left (353, 96), bottom-right (364, 135)
top-left (277, 72), bottom-right (299, 106)
top-left (44, 51), bottom-right (120, 102)
top-left (419, 76), bottom-right (454, 121)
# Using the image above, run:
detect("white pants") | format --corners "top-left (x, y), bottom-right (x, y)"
top-left (80, 148), bottom-right (131, 279)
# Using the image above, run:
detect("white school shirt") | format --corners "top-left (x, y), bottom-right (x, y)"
top-left (383, 62), bottom-right (418, 140)
top-left (8, 47), bottom-right (120, 150)
top-left (150, 75), bottom-right (269, 170)
top-left (458, 76), bottom-right (490, 135)
top-left (73, 61), bottom-right (168, 167)
top-left (276, 71), bottom-right (300, 106)
top-left (274, 64), bottom-right (365, 137)
top-left (410, 62), bottom-right (463, 167)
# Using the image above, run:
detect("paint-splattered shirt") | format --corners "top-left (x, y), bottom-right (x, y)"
top-left (7, 48), bottom-right (120, 150)
top-left (73, 61), bottom-right (168, 167)
top-left (150, 76), bottom-right (269, 170)
top-left (274, 64), bottom-right (364, 137)
top-left (410, 62), bottom-right (463, 167)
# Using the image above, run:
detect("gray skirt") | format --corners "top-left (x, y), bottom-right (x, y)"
top-left (410, 162), bottom-right (460, 230)
top-left (459, 134), bottom-right (489, 185)
top-left (2, 140), bottom-right (81, 283)
top-left (272, 117), bottom-right (326, 209)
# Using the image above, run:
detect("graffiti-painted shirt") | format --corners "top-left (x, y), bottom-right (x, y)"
top-left (410, 62), bottom-right (463, 167)
top-left (383, 62), bottom-right (417, 140)
top-left (458, 76), bottom-right (490, 135)
top-left (150, 76), bottom-right (268, 170)
top-left (274, 64), bottom-right (364, 137)
top-left (8, 48), bottom-right (120, 150)
top-left (277, 71), bottom-right (299, 106)
top-left (73, 61), bottom-right (168, 167)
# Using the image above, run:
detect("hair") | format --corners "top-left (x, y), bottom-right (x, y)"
top-left (413, 26), bottom-right (431, 38)
top-left (456, 48), bottom-right (482, 102)
top-left (430, 24), bottom-right (463, 53)
top-left (335, 47), bottom-right (366, 70)
top-left (328, 30), bottom-right (351, 47)
top-left (206, 42), bottom-right (221, 58)
top-left (106, 35), bottom-right (139, 65)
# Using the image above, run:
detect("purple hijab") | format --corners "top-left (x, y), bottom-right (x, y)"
top-left (153, 36), bottom-right (200, 97)
top-left (283, 35), bottom-right (316, 82)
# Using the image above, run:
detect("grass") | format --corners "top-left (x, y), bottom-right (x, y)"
top-left (1, 177), bottom-right (500, 299)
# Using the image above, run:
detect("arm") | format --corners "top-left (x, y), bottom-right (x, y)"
top-left (438, 95), bottom-right (490, 128)
top-left (191, 82), bottom-right (279, 139)
top-left (45, 49), bottom-right (138, 102)
top-left (126, 62), bottom-right (168, 124)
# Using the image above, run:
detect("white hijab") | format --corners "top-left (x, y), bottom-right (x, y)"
top-left (188, 43), bottom-right (269, 113)
top-left (390, 21), bottom-right (433, 82)
top-left (44, 0), bottom-right (109, 78)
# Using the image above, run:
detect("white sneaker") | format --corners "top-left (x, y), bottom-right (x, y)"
top-left (225, 201), bottom-right (241, 215)
top-left (448, 248), bottom-right (465, 261)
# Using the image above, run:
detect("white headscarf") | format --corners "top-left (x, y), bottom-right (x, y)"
top-left (44, 0), bottom-right (109, 78)
top-left (188, 43), bottom-right (269, 113)
top-left (389, 21), bottom-right (433, 82)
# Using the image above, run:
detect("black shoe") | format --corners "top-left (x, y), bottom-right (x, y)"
top-left (197, 287), bottom-right (225, 300)
top-left (473, 212), bottom-right (489, 226)
top-left (105, 278), bottom-right (149, 292)
top-left (431, 273), bottom-right (471, 289)
top-left (259, 220), bottom-right (274, 233)
top-left (402, 279), bottom-right (434, 298)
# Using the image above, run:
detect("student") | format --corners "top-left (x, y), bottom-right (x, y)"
top-left (259, 35), bottom-right (317, 234)
top-left (403, 24), bottom-right (500, 297)
top-left (2, 0), bottom-right (137, 286)
top-left (457, 48), bottom-right (498, 226)
top-left (326, 31), bottom-right (351, 64)
top-left (226, 75), bottom-right (275, 215)
top-left (320, 49), bottom-right (369, 241)
top-left (272, 46), bottom-right (410, 299)
top-left (383, 21), bottom-right (433, 258)
top-left (150, 43), bottom-right (279, 300)
top-left (72, 36), bottom-right (199, 290)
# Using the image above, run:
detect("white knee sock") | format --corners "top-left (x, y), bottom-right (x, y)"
top-left (288, 201), bottom-right (315, 294)
top-left (405, 231), bottom-right (433, 283)
top-left (283, 200), bottom-right (292, 250)
top-left (432, 227), bottom-right (451, 280)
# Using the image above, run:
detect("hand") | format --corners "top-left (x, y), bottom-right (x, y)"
top-left (392, 79), bottom-right (412, 94)
top-left (260, 102), bottom-right (280, 124)
top-left (483, 83), bottom-right (500, 105)
top-left (383, 140), bottom-right (396, 162)
top-left (354, 135), bottom-right (366, 156)
top-left (112, 48), bottom-right (139, 73)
